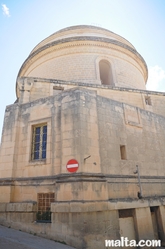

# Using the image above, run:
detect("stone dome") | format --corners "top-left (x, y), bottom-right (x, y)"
top-left (16, 25), bottom-right (148, 96)
top-left (30, 25), bottom-right (136, 53)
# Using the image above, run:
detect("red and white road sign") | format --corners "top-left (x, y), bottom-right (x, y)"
top-left (66, 159), bottom-right (79, 173)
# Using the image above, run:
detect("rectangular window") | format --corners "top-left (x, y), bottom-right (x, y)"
top-left (119, 208), bottom-right (134, 218)
top-left (31, 124), bottom-right (47, 160)
top-left (37, 193), bottom-right (55, 222)
top-left (145, 96), bottom-right (152, 105)
top-left (53, 85), bottom-right (64, 95)
top-left (120, 145), bottom-right (127, 160)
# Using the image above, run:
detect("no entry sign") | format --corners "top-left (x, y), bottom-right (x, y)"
top-left (66, 159), bottom-right (79, 173)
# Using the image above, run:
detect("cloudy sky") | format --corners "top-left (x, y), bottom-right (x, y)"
top-left (0, 0), bottom-right (165, 134)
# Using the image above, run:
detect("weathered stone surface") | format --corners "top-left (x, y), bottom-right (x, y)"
top-left (0, 25), bottom-right (165, 249)
top-left (0, 203), bottom-right (6, 212)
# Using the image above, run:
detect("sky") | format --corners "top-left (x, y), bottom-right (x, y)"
top-left (0, 0), bottom-right (165, 135)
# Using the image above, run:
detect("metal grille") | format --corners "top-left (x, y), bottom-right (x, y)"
top-left (31, 124), bottom-right (47, 160)
top-left (37, 193), bottom-right (55, 222)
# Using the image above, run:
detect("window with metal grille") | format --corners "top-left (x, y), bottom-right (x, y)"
top-left (37, 193), bottom-right (55, 222)
top-left (31, 124), bottom-right (47, 160)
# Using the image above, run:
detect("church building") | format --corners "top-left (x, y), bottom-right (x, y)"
top-left (0, 25), bottom-right (165, 249)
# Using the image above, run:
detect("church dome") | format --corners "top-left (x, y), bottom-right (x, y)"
top-left (30, 25), bottom-right (136, 53)
top-left (16, 25), bottom-right (148, 95)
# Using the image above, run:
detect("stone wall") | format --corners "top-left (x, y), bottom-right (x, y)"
top-left (1, 86), bottom-right (165, 248)
top-left (1, 87), bottom-right (165, 203)
top-left (17, 77), bottom-right (165, 118)
top-left (1, 200), bottom-right (165, 249)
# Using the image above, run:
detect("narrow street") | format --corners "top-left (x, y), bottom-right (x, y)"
top-left (0, 225), bottom-right (76, 249)
top-left (0, 224), bottom-right (165, 249)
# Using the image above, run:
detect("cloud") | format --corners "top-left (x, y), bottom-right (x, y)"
top-left (146, 65), bottom-right (165, 91)
top-left (2, 4), bottom-right (10, 17)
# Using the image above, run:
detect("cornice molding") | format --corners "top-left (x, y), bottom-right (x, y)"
top-left (31, 25), bottom-right (135, 53)
top-left (1, 173), bottom-right (165, 186)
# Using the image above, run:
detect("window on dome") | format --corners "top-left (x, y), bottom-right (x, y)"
top-left (99, 60), bottom-right (112, 85)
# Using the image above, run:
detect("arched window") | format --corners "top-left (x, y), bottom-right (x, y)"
top-left (99, 60), bottom-right (112, 85)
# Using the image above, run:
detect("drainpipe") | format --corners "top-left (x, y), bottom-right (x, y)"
top-left (134, 165), bottom-right (143, 199)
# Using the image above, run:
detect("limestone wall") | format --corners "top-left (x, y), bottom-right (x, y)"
top-left (1, 87), bottom-right (165, 203)
top-left (0, 200), bottom-right (165, 249)
top-left (17, 77), bottom-right (165, 118)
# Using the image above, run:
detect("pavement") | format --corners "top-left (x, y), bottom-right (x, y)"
top-left (0, 225), bottom-right (76, 249)
top-left (0, 224), bottom-right (165, 249)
